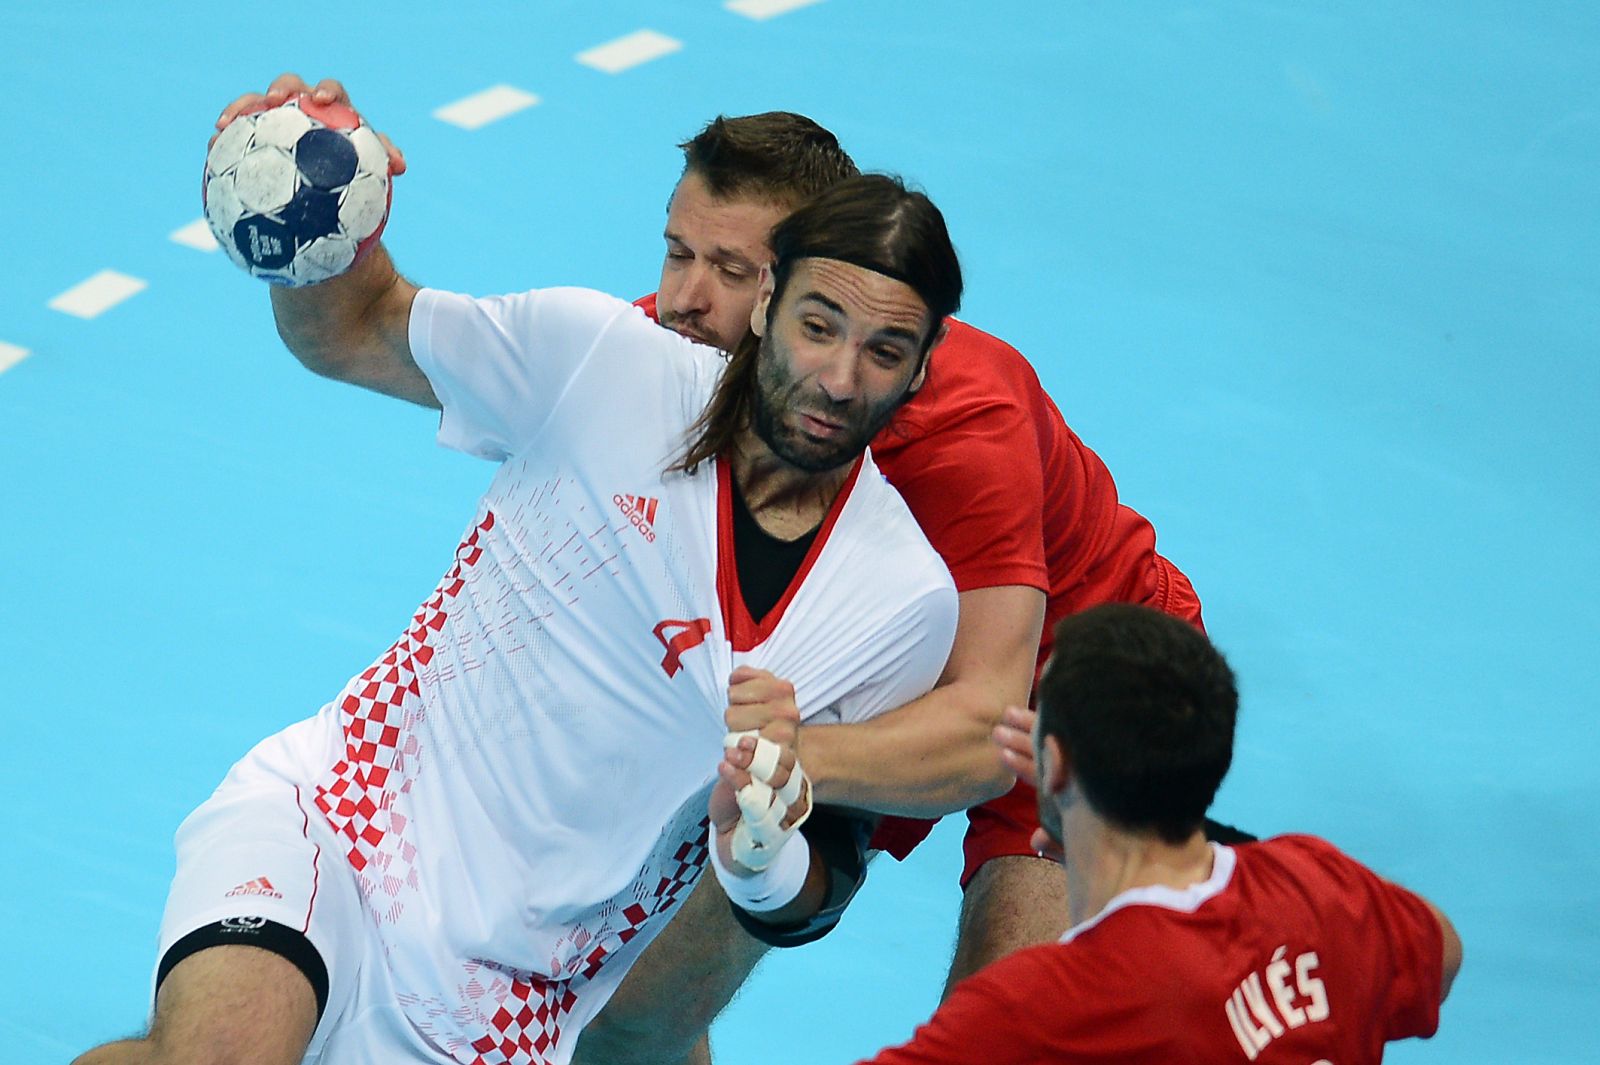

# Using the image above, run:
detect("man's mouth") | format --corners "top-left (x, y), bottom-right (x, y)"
top-left (665, 319), bottom-right (716, 347)
top-left (796, 411), bottom-right (846, 439)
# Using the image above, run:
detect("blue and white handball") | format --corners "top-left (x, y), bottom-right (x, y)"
top-left (203, 94), bottom-right (391, 286)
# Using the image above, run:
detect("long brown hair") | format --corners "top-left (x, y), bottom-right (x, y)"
top-left (670, 174), bottom-right (963, 474)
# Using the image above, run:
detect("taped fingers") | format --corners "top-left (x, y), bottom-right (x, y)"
top-left (723, 730), bottom-right (812, 871)
top-left (723, 729), bottom-right (786, 784)
top-left (773, 760), bottom-right (804, 808)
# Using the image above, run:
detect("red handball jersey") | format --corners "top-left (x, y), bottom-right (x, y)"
top-left (861, 836), bottom-right (1446, 1065)
top-left (867, 316), bottom-right (1201, 666)
top-left (845, 315), bottom-right (1205, 870)
top-left (636, 298), bottom-right (1202, 872)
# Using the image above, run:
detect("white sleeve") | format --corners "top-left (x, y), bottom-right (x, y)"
top-left (408, 286), bottom-right (639, 461)
top-left (834, 583), bottom-right (960, 723)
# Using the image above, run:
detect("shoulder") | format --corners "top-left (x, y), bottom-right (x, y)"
top-left (415, 283), bottom-right (631, 325)
top-left (1234, 835), bottom-right (1428, 927)
top-left (878, 317), bottom-right (1058, 462)
top-left (909, 318), bottom-right (1046, 411)
top-left (1243, 834), bottom-right (1367, 880)
top-left (951, 941), bottom-right (1100, 1013)
top-left (849, 457), bottom-right (958, 586)
top-left (428, 285), bottom-right (721, 372)
top-left (866, 945), bottom-right (1076, 1065)
top-left (816, 460), bottom-right (959, 657)
top-left (415, 286), bottom-right (682, 351)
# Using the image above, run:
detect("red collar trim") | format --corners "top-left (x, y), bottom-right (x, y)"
top-left (715, 456), bottom-right (863, 652)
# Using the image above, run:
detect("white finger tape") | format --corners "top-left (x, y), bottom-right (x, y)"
top-left (731, 775), bottom-right (812, 869)
top-left (736, 778), bottom-right (776, 822)
top-left (724, 730), bottom-right (784, 784)
top-left (748, 737), bottom-right (783, 783)
top-left (775, 758), bottom-right (805, 807)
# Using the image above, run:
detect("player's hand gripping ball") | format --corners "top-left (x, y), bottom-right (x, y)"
top-left (203, 94), bottom-right (391, 286)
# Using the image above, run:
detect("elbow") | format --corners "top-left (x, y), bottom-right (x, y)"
top-left (1437, 910), bottom-right (1464, 1003)
top-left (275, 317), bottom-right (341, 379)
top-left (932, 744), bottom-right (1018, 813)
top-left (968, 760), bottom-right (1017, 807)
top-left (276, 320), bottom-right (365, 386)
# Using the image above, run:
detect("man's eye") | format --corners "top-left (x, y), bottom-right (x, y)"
top-left (666, 249), bottom-right (692, 261)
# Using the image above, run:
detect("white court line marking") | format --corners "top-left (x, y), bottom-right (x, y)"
top-left (576, 30), bottom-right (683, 74)
top-left (726, 0), bottom-right (824, 20)
top-left (433, 85), bottom-right (541, 130)
top-left (48, 270), bottom-right (148, 319)
top-left (170, 219), bottom-right (219, 251)
top-left (0, 341), bottom-right (30, 374)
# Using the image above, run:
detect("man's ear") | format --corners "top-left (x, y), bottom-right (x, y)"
top-left (907, 320), bottom-right (949, 394)
top-left (1040, 734), bottom-right (1072, 798)
top-left (750, 265), bottom-right (775, 338)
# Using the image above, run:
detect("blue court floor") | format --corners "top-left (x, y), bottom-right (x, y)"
top-left (2, 2), bottom-right (1596, 1062)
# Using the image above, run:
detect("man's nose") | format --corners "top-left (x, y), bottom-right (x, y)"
top-left (675, 264), bottom-right (715, 314)
top-left (816, 348), bottom-right (861, 403)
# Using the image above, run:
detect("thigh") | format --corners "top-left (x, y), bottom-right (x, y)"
top-left (146, 943), bottom-right (321, 1065)
top-left (575, 872), bottom-right (769, 1065)
top-left (154, 771), bottom-right (366, 1063)
top-left (943, 854), bottom-right (1066, 994)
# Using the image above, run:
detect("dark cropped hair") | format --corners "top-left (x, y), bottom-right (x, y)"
top-left (671, 174), bottom-right (963, 474)
top-left (679, 112), bottom-right (859, 207)
top-left (1037, 605), bottom-right (1238, 844)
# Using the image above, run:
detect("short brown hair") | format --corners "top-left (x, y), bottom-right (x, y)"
top-left (1038, 605), bottom-right (1237, 844)
top-left (679, 112), bottom-right (859, 207)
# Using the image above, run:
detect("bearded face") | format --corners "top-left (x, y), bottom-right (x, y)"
top-left (748, 328), bottom-right (913, 473)
top-left (745, 258), bottom-right (934, 474)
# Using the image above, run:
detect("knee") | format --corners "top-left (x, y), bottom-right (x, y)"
top-left (74, 1031), bottom-right (295, 1065)
top-left (73, 1039), bottom-right (157, 1065)
top-left (573, 1014), bottom-right (709, 1065)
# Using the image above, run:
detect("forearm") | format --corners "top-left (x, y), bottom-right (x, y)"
top-left (803, 679), bottom-right (1015, 817)
top-left (269, 243), bottom-right (430, 403)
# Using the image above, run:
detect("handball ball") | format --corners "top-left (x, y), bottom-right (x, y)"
top-left (203, 94), bottom-right (391, 287)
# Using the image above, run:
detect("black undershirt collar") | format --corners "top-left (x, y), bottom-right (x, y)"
top-left (728, 474), bottom-right (822, 624)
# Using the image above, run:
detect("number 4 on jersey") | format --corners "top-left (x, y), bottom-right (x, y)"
top-left (653, 618), bottom-right (711, 677)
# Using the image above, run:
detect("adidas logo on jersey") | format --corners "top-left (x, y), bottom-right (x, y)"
top-left (225, 876), bottom-right (284, 900)
top-left (613, 494), bottom-right (660, 542)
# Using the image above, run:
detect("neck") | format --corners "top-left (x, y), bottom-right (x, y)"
top-left (1062, 810), bottom-right (1215, 929)
top-left (728, 427), bottom-right (853, 540)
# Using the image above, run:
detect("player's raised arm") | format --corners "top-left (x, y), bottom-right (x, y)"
top-left (270, 242), bottom-right (432, 407)
top-left (210, 73), bottom-right (435, 408)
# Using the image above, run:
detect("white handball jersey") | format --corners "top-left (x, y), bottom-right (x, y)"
top-left (250, 286), bottom-right (958, 1065)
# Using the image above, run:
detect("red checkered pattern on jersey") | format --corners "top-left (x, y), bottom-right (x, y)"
top-left (313, 512), bottom-right (496, 922)
top-left (412, 821), bottom-right (710, 1065)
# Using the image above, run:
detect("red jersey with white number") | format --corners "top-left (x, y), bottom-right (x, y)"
top-left (861, 836), bottom-right (1445, 1065)
top-left (249, 286), bottom-right (957, 1065)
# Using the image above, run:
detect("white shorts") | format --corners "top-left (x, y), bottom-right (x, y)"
top-left (156, 730), bottom-right (453, 1064)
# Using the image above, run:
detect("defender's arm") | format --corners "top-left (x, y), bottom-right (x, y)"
top-left (802, 584), bottom-right (1045, 817)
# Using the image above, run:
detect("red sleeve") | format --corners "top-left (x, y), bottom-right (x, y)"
top-left (873, 347), bottom-right (1049, 595)
top-left (1277, 835), bottom-right (1446, 1041)
top-left (856, 950), bottom-right (1061, 1065)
